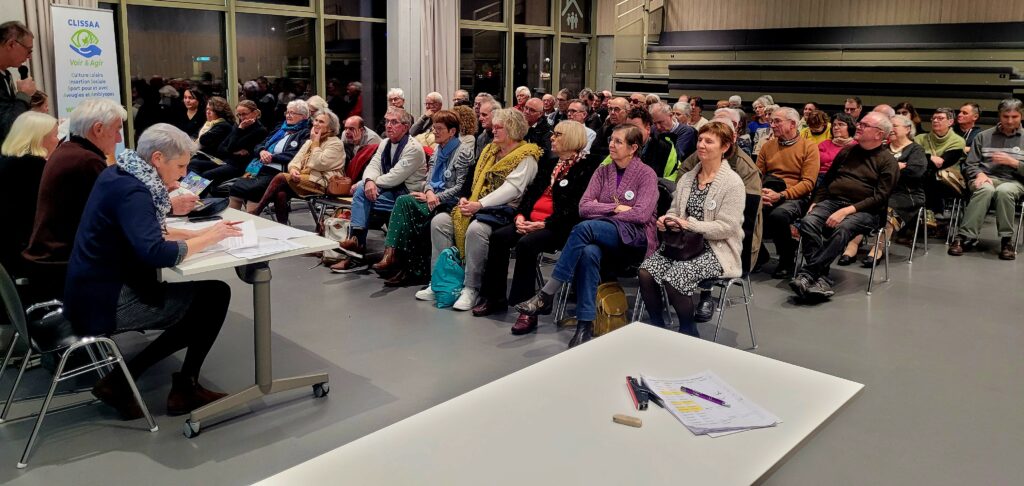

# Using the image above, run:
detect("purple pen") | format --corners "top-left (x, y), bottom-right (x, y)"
top-left (680, 385), bottom-right (730, 407)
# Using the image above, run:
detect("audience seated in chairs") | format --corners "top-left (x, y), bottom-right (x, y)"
top-left (949, 98), bottom-right (1024, 260)
top-left (841, 114), bottom-right (928, 266)
top-left (480, 120), bottom-right (601, 334)
top-left (638, 121), bottom-right (746, 337)
top-left (248, 109), bottom-right (345, 225)
top-left (917, 107), bottom-right (966, 231)
top-left (228, 99), bottom-right (312, 211)
top-left (418, 108), bottom-right (541, 310)
top-left (0, 111), bottom-right (58, 279)
top-left (65, 124), bottom-right (240, 419)
top-left (791, 112), bottom-right (899, 301)
top-left (331, 106), bottom-right (428, 272)
top-left (189, 100), bottom-right (268, 192)
top-left (817, 112), bottom-right (858, 188)
top-left (756, 106), bottom-right (821, 280)
top-left (515, 124), bottom-right (659, 348)
top-left (370, 110), bottom-right (476, 286)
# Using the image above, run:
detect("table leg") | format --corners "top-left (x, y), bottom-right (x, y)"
top-left (185, 262), bottom-right (329, 436)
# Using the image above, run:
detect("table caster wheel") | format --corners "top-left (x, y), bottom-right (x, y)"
top-left (313, 383), bottom-right (330, 398)
top-left (183, 419), bottom-right (201, 438)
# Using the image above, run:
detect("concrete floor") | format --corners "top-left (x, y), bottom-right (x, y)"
top-left (0, 212), bottom-right (1021, 485)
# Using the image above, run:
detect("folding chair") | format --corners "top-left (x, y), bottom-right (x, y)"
top-left (795, 225), bottom-right (890, 295)
top-left (0, 264), bottom-right (157, 468)
top-left (907, 207), bottom-right (928, 264)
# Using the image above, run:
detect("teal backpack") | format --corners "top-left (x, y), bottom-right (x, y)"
top-left (431, 247), bottom-right (465, 309)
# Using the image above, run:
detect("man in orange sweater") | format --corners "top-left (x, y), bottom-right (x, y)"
top-left (756, 106), bottom-right (820, 278)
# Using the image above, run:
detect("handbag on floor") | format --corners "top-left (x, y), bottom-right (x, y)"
top-left (431, 247), bottom-right (465, 309)
top-left (320, 209), bottom-right (352, 263)
top-left (592, 281), bottom-right (628, 337)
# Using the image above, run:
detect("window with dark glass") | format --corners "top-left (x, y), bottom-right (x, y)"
top-left (514, 0), bottom-right (551, 26)
top-left (323, 0), bottom-right (386, 18)
top-left (460, 29), bottom-right (506, 105)
top-left (461, 0), bottom-right (504, 23)
top-left (324, 19), bottom-right (387, 129)
top-left (240, 0), bottom-right (310, 7)
top-left (236, 14), bottom-right (316, 128)
top-left (558, 41), bottom-right (586, 93)
top-left (513, 32), bottom-right (552, 95)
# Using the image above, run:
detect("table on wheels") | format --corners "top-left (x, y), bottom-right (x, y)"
top-left (256, 323), bottom-right (863, 485)
top-left (168, 208), bottom-right (337, 438)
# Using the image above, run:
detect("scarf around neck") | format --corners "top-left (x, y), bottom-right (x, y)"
top-left (117, 149), bottom-right (171, 227)
top-left (197, 118), bottom-right (225, 140)
top-left (265, 118), bottom-right (310, 152)
top-left (429, 136), bottom-right (461, 192)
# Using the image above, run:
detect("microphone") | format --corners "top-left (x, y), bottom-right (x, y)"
top-left (18, 65), bottom-right (29, 80)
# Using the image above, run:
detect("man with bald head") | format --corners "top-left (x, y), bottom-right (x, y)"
top-left (873, 104), bottom-right (895, 117)
top-left (410, 91), bottom-right (444, 136)
top-left (589, 97), bottom-right (629, 158)
top-left (792, 111), bottom-right (899, 300)
top-left (522, 97), bottom-right (552, 156)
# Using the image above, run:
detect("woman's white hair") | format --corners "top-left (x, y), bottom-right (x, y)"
top-left (287, 99), bottom-right (310, 118)
top-left (890, 114), bottom-right (916, 138)
top-left (388, 87), bottom-right (405, 99)
top-left (68, 98), bottom-right (127, 137)
top-left (306, 95), bottom-right (327, 114)
top-left (318, 109), bottom-right (341, 136)
top-left (515, 86), bottom-right (531, 97)
top-left (136, 123), bottom-right (196, 161)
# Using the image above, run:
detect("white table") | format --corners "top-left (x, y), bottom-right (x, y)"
top-left (169, 208), bottom-right (337, 438)
top-left (257, 324), bottom-right (863, 485)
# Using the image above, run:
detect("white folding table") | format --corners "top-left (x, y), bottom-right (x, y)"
top-left (169, 208), bottom-right (337, 438)
top-left (256, 323), bottom-right (863, 485)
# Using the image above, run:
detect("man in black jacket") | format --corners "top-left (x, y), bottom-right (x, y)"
top-left (522, 97), bottom-right (553, 159)
top-left (0, 21), bottom-right (36, 142)
top-left (626, 107), bottom-right (673, 180)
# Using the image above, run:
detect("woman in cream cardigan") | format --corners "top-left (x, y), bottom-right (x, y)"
top-left (638, 121), bottom-right (745, 337)
top-left (249, 109), bottom-right (345, 224)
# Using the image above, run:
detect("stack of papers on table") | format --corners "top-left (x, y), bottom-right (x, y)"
top-left (257, 225), bottom-right (316, 240)
top-left (202, 220), bottom-right (258, 253)
top-left (227, 237), bottom-right (306, 259)
top-left (642, 370), bottom-right (780, 437)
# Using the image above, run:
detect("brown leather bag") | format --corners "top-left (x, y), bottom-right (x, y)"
top-left (327, 176), bottom-right (353, 196)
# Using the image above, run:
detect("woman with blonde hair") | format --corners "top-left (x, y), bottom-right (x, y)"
top-left (249, 109), bottom-right (344, 224)
top-left (306, 95), bottom-right (327, 119)
top-left (0, 111), bottom-right (59, 274)
top-left (478, 120), bottom-right (601, 331)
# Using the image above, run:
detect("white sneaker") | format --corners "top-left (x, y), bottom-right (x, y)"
top-left (452, 287), bottom-right (479, 311)
top-left (415, 286), bottom-right (435, 301)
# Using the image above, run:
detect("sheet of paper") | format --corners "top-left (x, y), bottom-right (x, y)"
top-left (166, 219), bottom-right (218, 232)
top-left (258, 225), bottom-right (315, 240)
top-left (227, 237), bottom-right (306, 260)
top-left (201, 220), bottom-right (257, 253)
top-left (642, 371), bottom-right (780, 436)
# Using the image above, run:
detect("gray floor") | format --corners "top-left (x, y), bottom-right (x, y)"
top-left (0, 210), bottom-right (1021, 486)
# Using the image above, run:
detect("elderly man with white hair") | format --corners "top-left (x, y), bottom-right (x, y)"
top-left (476, 97), bottom-right (501, 160)
top-left (756, 106), bottom-right (820, 279)
top-left (23, 99), bottom-right (138, 299)
top-left (873, 104), bottom-right (896, 117)
top-left (66, 123), bottom-right (242, 419)
top-left (411, 91), bottom-right (444, 136)
top-left (792, 111), bottom-right (898, 300)
top-left (452, 89), bottom-right (471, 106)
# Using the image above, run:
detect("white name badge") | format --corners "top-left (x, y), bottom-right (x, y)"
top-left (559, 179), bottom-right (568, 187)
top-left (290, 140), bottom-right (298, 148)
top-left (624, 190), bottom-right (635, 201)
top-left (1014, 146), bottom-right (1021, 154)
top-left (445, 170), bottom-right (452, 178)
top-left (706, 199), bottom-right (717, 210)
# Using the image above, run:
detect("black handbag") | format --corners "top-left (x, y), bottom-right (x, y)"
top-left (188, 197), bottom-right (229, 218)
top-left (473, 205), bottom-right (516, 227)
top-left (659, 218), bottom-right (705, 261)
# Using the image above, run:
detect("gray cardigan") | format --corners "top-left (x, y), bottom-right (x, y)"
top-left (669, 161), bottom-right (746, 278)
top-left (430, 134), bottom-right (477, 205)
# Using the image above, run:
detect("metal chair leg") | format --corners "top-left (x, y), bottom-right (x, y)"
top-left (99, 338), bottom-right (158, 433)
top-left (1015, 200), bottom-right (1024, 252)
top-left (883, 228), bottom-right (891, 282)
top-left (741, 279), bottom-right (756, 349)
top-left (17, 346), bottom-right (72, 468)
top-left (0, 332), bottom-right (18, 389)
top-left (909, 207), bottom-right (922, 263)
top-left (867, 229), bottom-right (881, 296)
top-left (794, 237), bottom-right (803, 274)
top-left (711, 281), bottom-right (731, 343)
top-left (0, 348), bottom-right (31, 423)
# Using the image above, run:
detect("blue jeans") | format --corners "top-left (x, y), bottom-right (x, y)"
top-left (552, 220), bottom-right (625, 322)
top-left (350, 181), bottom-right (402, 230)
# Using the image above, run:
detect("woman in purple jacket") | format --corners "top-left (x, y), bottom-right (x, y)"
top-left (515, 124), bottom-right (659, 348)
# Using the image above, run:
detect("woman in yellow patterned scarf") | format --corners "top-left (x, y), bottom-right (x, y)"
top-left (417, 108), bottom-right (542, 311)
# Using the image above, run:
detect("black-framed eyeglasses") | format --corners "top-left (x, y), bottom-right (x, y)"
top-left (15, 40), bottom-right (32, 54)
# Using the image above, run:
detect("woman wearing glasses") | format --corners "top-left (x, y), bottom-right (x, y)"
top-left (478, 121), bottom-right (601, 334)
top-left (516, 124), bottom-right (659, 348)
top-left (228, 99), bottom-right (311, 211)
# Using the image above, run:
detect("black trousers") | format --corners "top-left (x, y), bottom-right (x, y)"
top-left (481, 224), bottom-right (565, 305)
top-left (762, 199), bottom-right (806, 267)
top-left (189, 159), bottom-right (245, 196)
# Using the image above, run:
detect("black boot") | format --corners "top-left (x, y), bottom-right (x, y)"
top-left (568, 320), bottom-right (593, 348)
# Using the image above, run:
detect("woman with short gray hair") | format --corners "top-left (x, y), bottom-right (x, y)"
top-left (65, 123), bottom-right (242, 420)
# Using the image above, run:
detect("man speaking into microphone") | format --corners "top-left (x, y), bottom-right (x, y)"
top-left (0, 21), bottom-right (37, 142)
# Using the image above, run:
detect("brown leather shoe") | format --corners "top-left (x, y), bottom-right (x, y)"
top-left (167, 373), bottom-right (227, 417)
top-left (510, 314), bottom-right (538, 335)
top-left (948, 237), bottom-right (964, 256)
top-left (91, 370), bottom-right (145, 420)
top-left (471, 298), bottom-right (507, 317)
top-left (338, 236), bottom-right (365, 257)
top-left (372, 247), bottom-right (398, 273)
top-left (999, 239), bottom-right (1016, 260)
top-left (383, 269), bottom-right (429, 287)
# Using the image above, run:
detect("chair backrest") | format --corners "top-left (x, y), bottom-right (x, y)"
top-left (0, 263), bottom-right (29, 340)
top-left (740, 193), bottom-right (761, 275)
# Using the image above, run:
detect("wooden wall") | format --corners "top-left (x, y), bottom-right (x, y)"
top-left (665, 0), bottom-right (1024, 31)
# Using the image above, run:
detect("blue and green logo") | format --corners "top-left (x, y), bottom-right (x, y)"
top-left (70, 28), bottom-right (102, 58)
